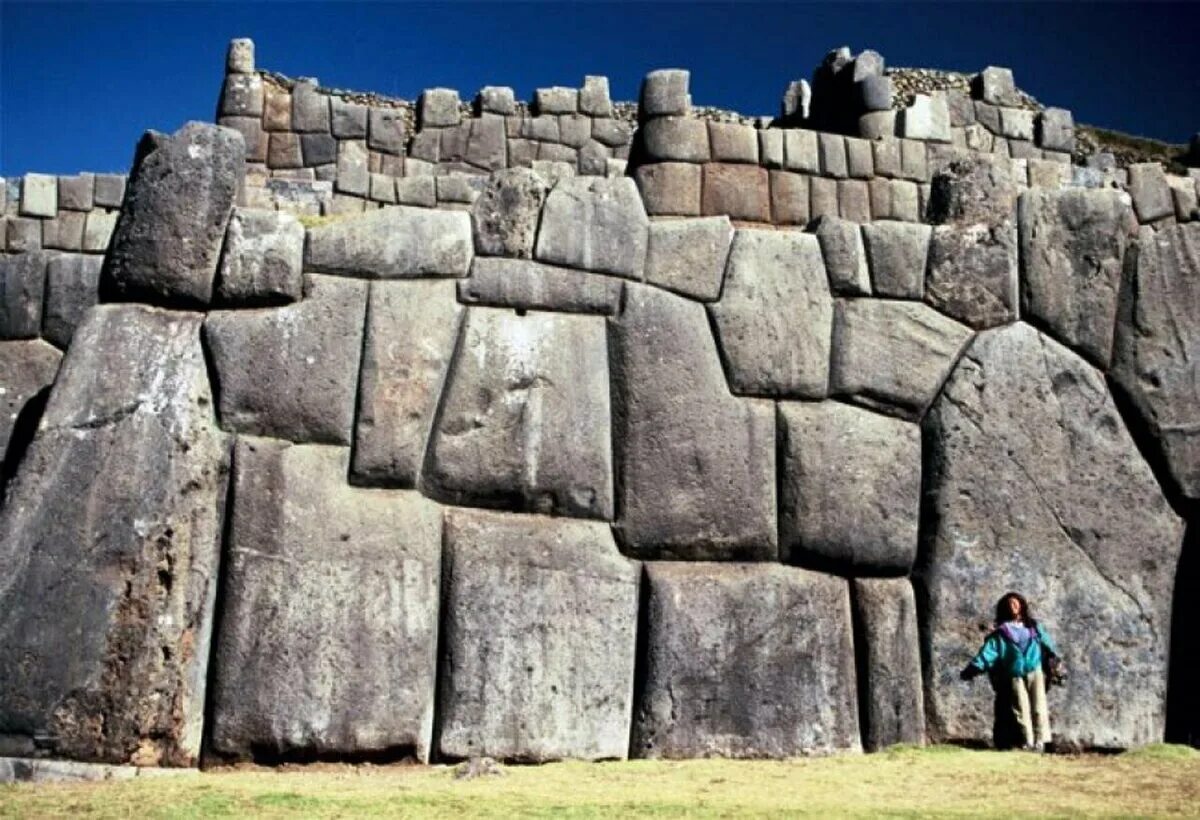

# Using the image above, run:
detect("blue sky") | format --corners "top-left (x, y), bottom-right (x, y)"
top-left (2, 2), bottom-right (1197, 176)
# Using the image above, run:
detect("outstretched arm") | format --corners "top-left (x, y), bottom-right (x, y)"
top-left (960, 633), bottom-right (1000, 680)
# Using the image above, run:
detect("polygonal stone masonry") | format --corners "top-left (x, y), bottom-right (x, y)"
top-left (610, 284), bottom-right (776, 560)
top-left (0, 305), bottom-right (229, 766)
top-left (437, 509), bottom-right (639, 762)
top-left (632, 563), bottom-right (860, 758)
top-left (209, 439), bottom-right (442, 762)
top-left (920, 322), bottom-right (1183, 749)
top-left (204, 274), bottom-right (367, 445)
top-left (709, 229), bottom-right (832, 398)
top-left (779, 401), bottom-right (920, 575)
top-left (423, 306), bottom-right (614, 520)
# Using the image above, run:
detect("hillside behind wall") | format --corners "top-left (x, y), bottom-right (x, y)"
top-left (1, 38), bottom-right (1198, 777)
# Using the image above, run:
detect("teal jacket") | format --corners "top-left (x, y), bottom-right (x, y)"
top-left (968, 621), bottom-right (1058, 678)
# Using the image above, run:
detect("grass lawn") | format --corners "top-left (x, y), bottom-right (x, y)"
top-left (2, 744), bottom-right (1198, 818)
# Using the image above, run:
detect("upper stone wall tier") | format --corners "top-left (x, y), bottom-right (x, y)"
top-left (215, 39), bottom-right (1198, 229)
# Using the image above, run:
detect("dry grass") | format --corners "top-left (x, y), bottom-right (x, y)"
top-left (2, 744), bottom-right (1198, 818)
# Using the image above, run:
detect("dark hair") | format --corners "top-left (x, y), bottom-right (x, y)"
top-left (994, 592), bottom-right (1038, 627)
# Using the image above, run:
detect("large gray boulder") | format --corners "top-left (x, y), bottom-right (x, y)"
top-left (351, 280), bottom-right (462, 487)
top-left (216, 208), bottom-right (305, 305)
top-left (208, 439), bottom-right (442, 762)
top-left (205, 274), bottom-right (368, 445)
top-left (927, 152), bottom-right (1017, 227)
top-left (535, 176), bottom-right (648, 279)
top-left (919, 322), bottom-right (1184, 749)
top-left (643, 216), bottom-right (733, 302)
top-left (43, 254), bottom-right (103, 347)
top-left (103, 122), bottom-right (244, 306)
top-left (0, 339), bottom-right (60, 464)
top-left (1019, 189), bottom-right (1137, 367)
top-left (709, 230), bottom-right (832, 398)
top-left (852, 578), bottom-right (925, 751)
top-left (830, 298), bottom-right (973, 420)
top-left (779, 401), bottom-right (920, 574)
top-left (0, 251), bottom-right (47, 340)
top-left (423, 307), bottom-right (613, 520)
top-left (305, 206), bottom-right (473, 278)
top-left (610, 284), bottom-right (776, 559)
top-left (471, 168), bottom-right (549, 259)
top-left (861, 222), bottom-right (931, 299)
top-left (632, 563), bottom-right (859, 758)
top-left (437, 509), bottom-right (639, 762)
top-left (0, 305), bottom-right (229, 765)
top-left (457, 258), bottom-right (624, 315)
top-left (925, 223), bottom-right (1018, 330)
top-left (1112, 223), bottom-right (1200, 499)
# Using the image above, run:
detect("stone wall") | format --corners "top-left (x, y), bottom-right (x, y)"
top-left (1, 37), bottom-right (1198, 773)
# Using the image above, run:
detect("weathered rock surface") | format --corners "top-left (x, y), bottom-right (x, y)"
top-left (471, 168), bottom-right (549, 259)
top-left (852, 578), bottom-right (925, 751)
top-left (0, 251), bottom-right (48, 339)
top-left (926, 223), bottom-right (1018, 330)
top-left (437, 509), bottom-right (639, 762)
top-left (424, 307), bottom-right (613, 519)
top-left (610, 284), bottom-right (776, 559)
top-left (103, 122), bottom-right (244, 306)
top-left (0, 305), bottom-right (229, 765)
top-left (812, 216), bottom-right (870, 296)
top-left (830, 299), bottom-right (973, 420)
top-left (535, 176), bottom-right (648, 279)
top-left (1112, 223), bottom-right (1200, 499)
top-left (352, 280), bottom-right (462, 487)
top-left (778, 401), bottom-right (920, 574)
top-left (643, 216), bottom-right (732, 301)
top-left (205, 274), bottom-right (368, 445)
top-left (0, 339), bottom-right (60, 464)
top-left (457, 257), bottom-right (623, 315)
top-left (927, 152), bottom-right (1017, 227)
top-left (211, 441), bottom-right (441, 763)
top-left (710, 230), bottom-right (832, 398)
top-left (43, 254), bottom-right (103, 347)
top-left (632, 563), bottom-right (859, 758)
top-left (861, 222), bottom-right (931, 299)
top-left (216, 208), bottom-right (304, 305)
top-left (208, 439), bottom-right (441, 762)
top-left (305, 206), bottom-right (473, 278)
top-left (919, 322), bottom-right (1184, 749)
top-left (1019, 188), bottom-right (1138, 367)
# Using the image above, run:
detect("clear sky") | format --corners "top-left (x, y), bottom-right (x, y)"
top-left (2, 1), bottom-right (1197, 176)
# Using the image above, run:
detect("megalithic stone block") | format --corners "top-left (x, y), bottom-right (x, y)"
top-left (632, 563), bottom-right (860, 758)
top-left (352, 279), bottom-right (463, 487)
top-left (534, 176), bottom-right (648, 279)
top-left (423, 306), bottom-right (613, 520)
top-left (0, 305), bottom-right (230, 766)
top-left (436, 509), bottom-right (639, 762)
top-left (471, 168), bottom-right (549, 259)
top-left (1112, 223), bottom-right (1200, 499)
top-left (830, 298), bottom-right (973, 421)
top-left (852, 578), bottom-right (926, 751)
top-left (609, 284), bottom-right (776, 560)
top-left (103, 122), bottom-right (245, 306)
top-left (709, 229), bottom-right (833, 398)
top-left (778, 401), bottom-right (920, 574)
top-left (43, 253), bottom-right (104, 348)
top-left (1018, 188), bottom-right (1138, 367)
top-left (305, 206), bottom-right (473, 278)
top-left (919, 322), bottom-right (1184, 749)
top-left (0, 339), bottom-right (61, 464)
top-left (208, 439), bottom-right (442, 762)
top-left (204, 274), bottom-right (368, 445)
top-left (215, 208), bottom-right (305, 306)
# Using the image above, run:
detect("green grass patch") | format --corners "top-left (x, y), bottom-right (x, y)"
top-left (1123, 743), bottom-right (1200, 762)
top-left (2, 747), bottom-right (1198, 818)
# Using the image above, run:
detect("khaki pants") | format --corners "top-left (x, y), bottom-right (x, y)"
top-left (1010, 667), bottom-right (1051, 747)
